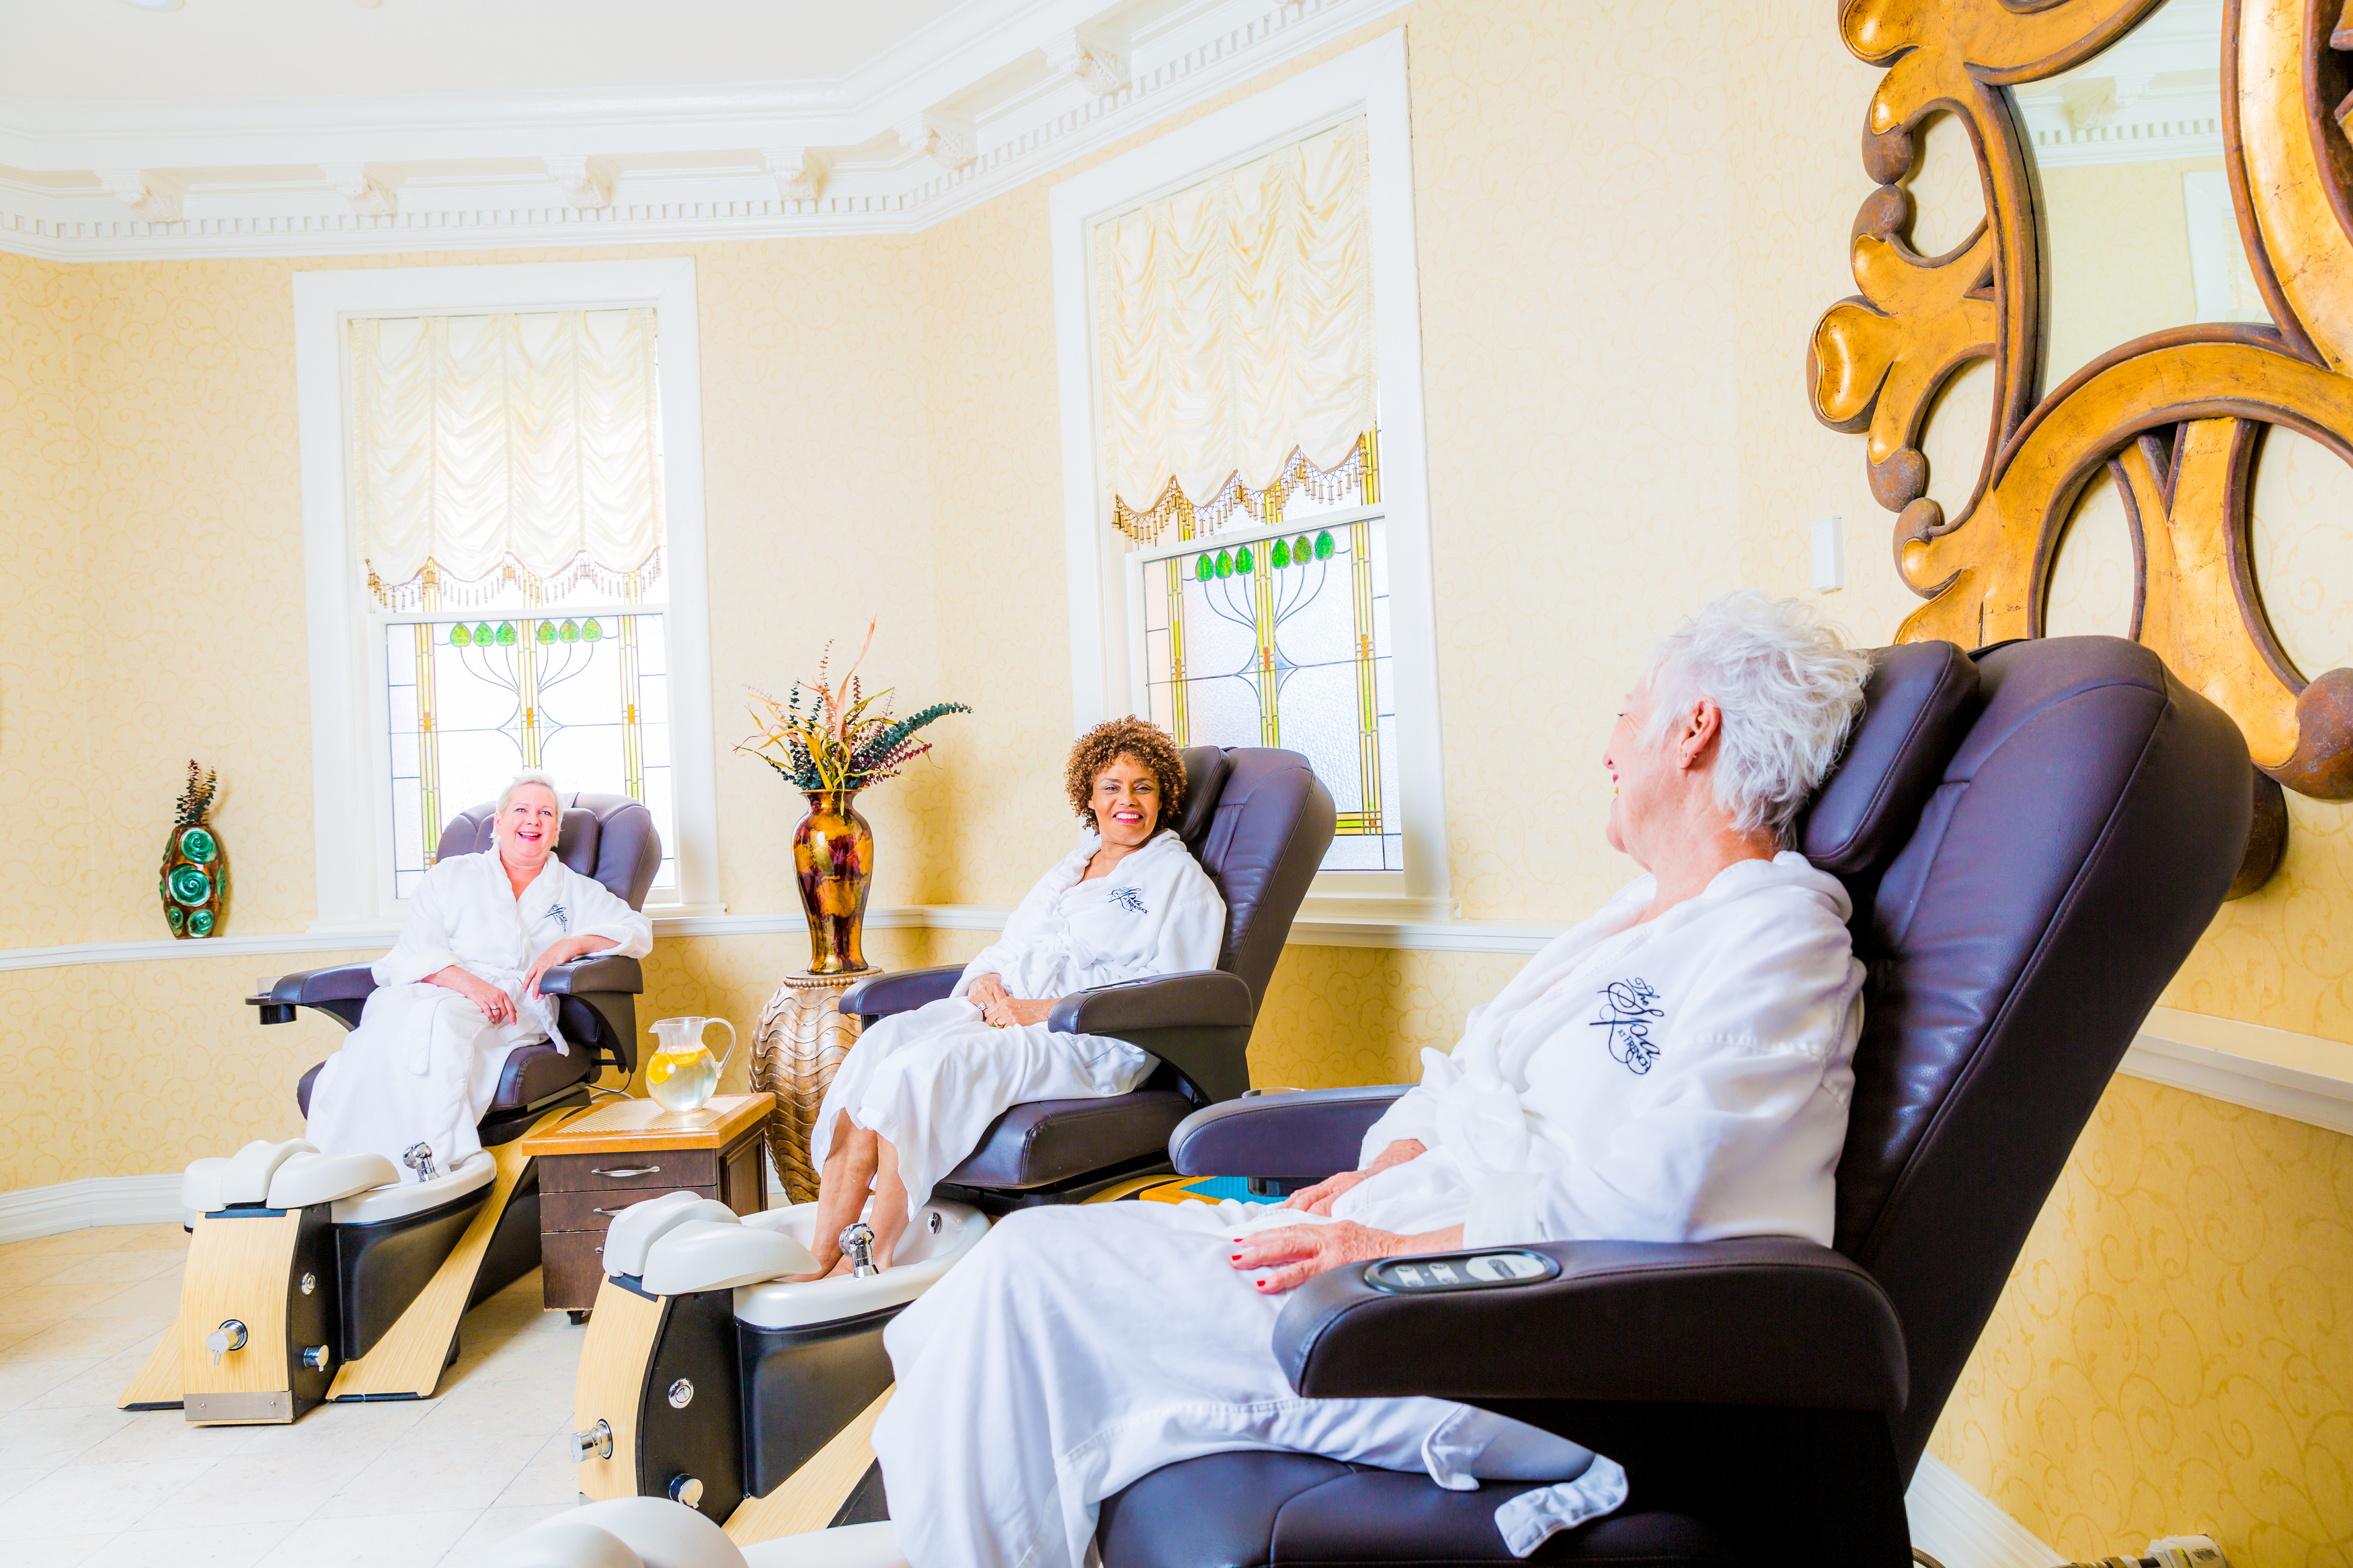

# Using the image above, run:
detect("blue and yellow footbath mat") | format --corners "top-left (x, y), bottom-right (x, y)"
top-left (1084, 1174), bottom-right (1285, 1206)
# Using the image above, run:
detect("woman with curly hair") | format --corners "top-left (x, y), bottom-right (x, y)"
top-left (803, 717), bottom-right (1225, 1274)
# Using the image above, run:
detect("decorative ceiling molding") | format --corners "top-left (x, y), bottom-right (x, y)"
top-left (1047, 26), bottom-right (1132, 95)
top-left (96, 168), bottom-right (182, 222)
top-left (765, 147), bottom-right (830, 203)
top-left (897, 110), bottom-right (979, 172)
top-left (0, 0), bottom-right (1409, 260)
top-left (323, 161), bottom-right (397, 218)
top-left (543, 155), bottom-right (614, 210)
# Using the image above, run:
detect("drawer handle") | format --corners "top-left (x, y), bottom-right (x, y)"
top-left (592, 1207), bottom-right (634, 1217)
top-left (590, 1165), bottom-right (660, 1178)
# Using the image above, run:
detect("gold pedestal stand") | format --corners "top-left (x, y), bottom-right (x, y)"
top-left (750, 968), bottom-right (878, 1203)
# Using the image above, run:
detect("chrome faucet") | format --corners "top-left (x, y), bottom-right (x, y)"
top-left (840, 1222), bottom-right (880, 1278)
top-left (401, 1143), bottom-right (440, 1182)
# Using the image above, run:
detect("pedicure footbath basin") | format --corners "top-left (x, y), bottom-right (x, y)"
top-left (573, 1194), bottom-right (988, 1524)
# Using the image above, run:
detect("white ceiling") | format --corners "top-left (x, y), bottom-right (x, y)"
top-left (0, 0), bottom-right (975, 102)
top-left (0, 0), bottom-right (1398, 256)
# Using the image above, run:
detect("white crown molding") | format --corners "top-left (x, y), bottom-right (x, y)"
top-left (322, 161), bottom-right (396, 218)
top-left (765, 147), bottom-right (830, 203)
top-left (0, 0), bottom-right (1412, 259)
top-left (897, 110), bottom-right (980, 173)
top-left (1047, 26), bottom-right (1133, 96)
top-left (543, 155), bottom-right (613, 210)
top-left (2013, 79), bottom-right (2225, 168)
top-left (96, 168), bottom-right (183, 222)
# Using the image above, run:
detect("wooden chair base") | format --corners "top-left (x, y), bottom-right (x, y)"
top-left (119, 1206), bottom-right (334, 1424)
top-left (724, 1389), bottom-right (892, 1546)
top-left (326, 1120), bottom-right (552, 1402)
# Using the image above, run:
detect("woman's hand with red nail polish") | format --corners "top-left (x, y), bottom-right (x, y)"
top-left (1225, 1221), bottom-right (1461, 1294)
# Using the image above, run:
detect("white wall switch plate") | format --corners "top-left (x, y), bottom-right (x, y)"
top-left (1812, 514), bottom-right (1845, 593)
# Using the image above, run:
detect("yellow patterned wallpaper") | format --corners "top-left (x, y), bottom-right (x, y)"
top-left (1933, 1076), bottom-right (2353, 1565)
top-left (0, 252), bottom-right (93, 951)
top-left (3, 3), bottom-right (2350, 1559)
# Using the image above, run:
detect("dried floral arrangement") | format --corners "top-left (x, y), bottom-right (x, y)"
top-left (175, 760), bottom-right (220, 827)
top-left (740, 620), bottom-right (969, 793)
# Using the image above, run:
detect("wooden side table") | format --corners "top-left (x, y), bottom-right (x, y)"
top-left (520, 1093), bottom-right (772, 1315)
top-left (751, 969), bottom-right (877, 1205)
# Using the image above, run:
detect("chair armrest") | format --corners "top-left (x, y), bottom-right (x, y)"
top-left (839, 965), bottom-right (963, 1019)
top-left (537, 954), bottom-right (645, 995)
top-left (251, 964), bottom-right (377, 1007)
top-left (1273, 1235), bottom-right (1907, 1414)
top-left (1047, 971), bottom-right (1252, 1036)
top-left (248, 963), bottom-right (378, 1030)
top-left (1169, 1085), bottom-right (1410, 1180)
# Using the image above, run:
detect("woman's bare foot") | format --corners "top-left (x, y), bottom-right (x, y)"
top-left (806, 1112), bottom-right (878, 1274)
top-left (869, 1137), bottom-right (912, 1270)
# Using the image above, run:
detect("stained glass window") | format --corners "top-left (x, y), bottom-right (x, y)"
top-left (1137, 474), bottom-right (1401, 872)
top-left (383, 573), bottom-right (675, 899)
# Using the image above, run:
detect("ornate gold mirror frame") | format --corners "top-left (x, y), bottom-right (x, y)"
top-left (1810, 0), bottom-right (2353, 889)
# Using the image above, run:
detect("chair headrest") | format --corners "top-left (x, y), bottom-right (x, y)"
top-left (1800, 641), bottom-right (1980, 877)
top-left (434, 790), bottom-right (663, 909)
top-left (1177, 747), bottom-right (1232, 848)
top-left (1187, 748), bottom-right (1337, 1005)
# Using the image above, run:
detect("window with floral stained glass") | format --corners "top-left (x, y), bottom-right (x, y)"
top-left (1131, 454), bottom-right (1401, 872)
top-left (356, 307), bottom-right (676, 899)
top-left (1060, 37), bottom-right (1446, 905)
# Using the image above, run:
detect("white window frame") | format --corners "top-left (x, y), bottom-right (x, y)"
top-left (293, 257), bottom-right (721, 935)
top-left (1050, 30), bottom-right (1449, 915)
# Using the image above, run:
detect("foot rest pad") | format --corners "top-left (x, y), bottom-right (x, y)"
top-left (641, 1219), bottom-right (820, 1296)
top-left (268, 1151), bottom-right (400, 1210)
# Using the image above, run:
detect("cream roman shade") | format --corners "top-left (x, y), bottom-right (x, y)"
top-left (352, 308), bottom-right (664, 608)
top-left (1097, 117), bottom-right (1375, 543)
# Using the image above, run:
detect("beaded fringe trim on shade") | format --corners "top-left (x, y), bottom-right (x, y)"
top-left (368, 547), bottom-right (666, 612)
top-left (1114, 432), bottom-right (1378, 546)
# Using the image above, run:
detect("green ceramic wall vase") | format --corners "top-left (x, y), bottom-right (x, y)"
top-left (161, 760), bottom-right (229, 940)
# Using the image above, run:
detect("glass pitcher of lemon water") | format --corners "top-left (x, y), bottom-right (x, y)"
top-left (645, 1016), bottom-right (739, 1115)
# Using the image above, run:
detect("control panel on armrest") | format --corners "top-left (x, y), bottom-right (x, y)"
top-left (1363, 1251), bottom-right (1558, 1293)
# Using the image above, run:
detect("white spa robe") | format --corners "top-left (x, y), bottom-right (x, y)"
top-left (811, 828), bottom-right (1224, 1221)
top-left (873, 851), bottom-right (1864, 1567)
top-left (304, 852), bottom-right (652, 1180)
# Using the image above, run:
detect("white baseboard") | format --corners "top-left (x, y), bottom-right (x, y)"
top-left (1907, 1454), bottom-right (2062, 1568)
top-left (0, 1173), bottom-right (186, 1245)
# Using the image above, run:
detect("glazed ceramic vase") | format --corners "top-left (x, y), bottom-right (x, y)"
top-left (792, 790), bottom-right (873, 975)
top-left (161, 811), bottom-right (229, 939)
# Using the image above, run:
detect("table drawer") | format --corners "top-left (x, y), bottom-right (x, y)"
top-left (542, 1186), bottom-right (718, 1235)
top-left (541, 1229), bottom-right (611, 1311)
top-left (540, 1149), bottom-right (717, 1193)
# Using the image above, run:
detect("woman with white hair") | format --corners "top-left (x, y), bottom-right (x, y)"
top-left (873, 593), bottom-right (1875, 1567)
top-left (305, 772), bottom-right (653, 1181)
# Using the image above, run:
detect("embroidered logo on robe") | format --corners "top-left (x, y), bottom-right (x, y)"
top-left (547, 904), bottom-right (570, 930)
top-left (1107, 886), bottom-right (1148, 915)
top-left (1591, 979), bottom-right (1665, 1074)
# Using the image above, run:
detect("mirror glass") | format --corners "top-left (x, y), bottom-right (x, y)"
top-left (2250, 429), bottom-right (2353, 679)
top-left (2043, 466), bottom-right (2137, 638)
top-left (2018, 0), bottom-right (2264, 393)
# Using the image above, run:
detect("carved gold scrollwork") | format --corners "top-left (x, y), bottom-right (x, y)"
top-left (1812, 0), bottom-right (2353, 887)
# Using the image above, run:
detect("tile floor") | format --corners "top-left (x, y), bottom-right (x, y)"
top-left (0, 1221), bottom-right (587, 1567)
